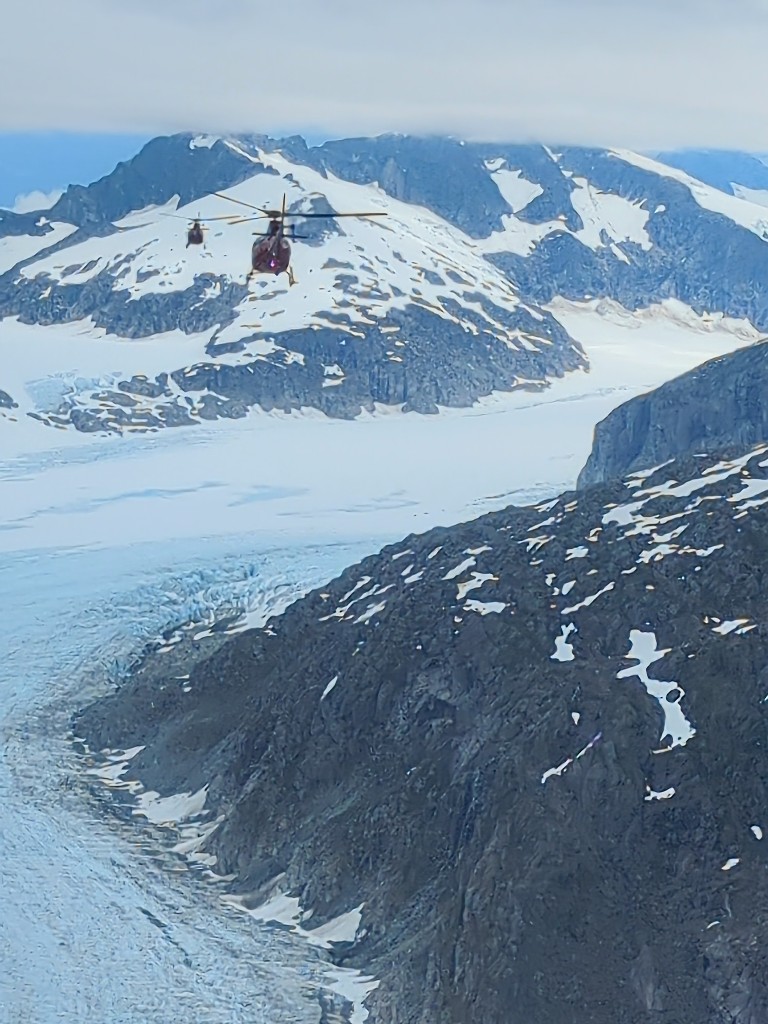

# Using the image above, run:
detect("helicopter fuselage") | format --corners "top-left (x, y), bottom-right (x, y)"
top-left (251, 234), bottom-right (291, 276)
top-left (207, 189), bottom-right (385, 285)
top-left (186, 222), bottom-right (205, 246)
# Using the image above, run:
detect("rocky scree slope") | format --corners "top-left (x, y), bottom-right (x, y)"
top-left (579, 339), bottom-right (768, 487)
top-left (77, 440), bottom-right (768, 1024)
top-left (5, 133), bottom-right (768, 432)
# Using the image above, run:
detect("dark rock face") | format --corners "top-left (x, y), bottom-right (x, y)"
top-left (475, 143), bottom-right (583, 230)
top-left (578, 340), bottom-right (768, 487)
top-left (0, 208), bottom-right (55, 238)
top-left (76, 441), bottom-right (768, 1024)
top-left (0, 388), bottom-right (17, 408)
top-left (27, 301), bottom-right (580, 432)
top-left (1, 270), bottom-right (249, 337)
top-left (44, 135), bottom-right (274, 231)
top-left (305, 134), bottom-right (513, 239)
top-left (175, 305), bottom-right (569, 417)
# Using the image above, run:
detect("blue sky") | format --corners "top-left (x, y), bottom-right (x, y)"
top-left (0, 133), bottom-right (152, 210)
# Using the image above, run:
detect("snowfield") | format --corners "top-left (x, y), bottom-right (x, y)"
top-left (0, 288), bottom-right (763, 1022)
top-left (1, 295), bottom-right (759, 554)
top-left (0, 221), bottom-right (77, 275)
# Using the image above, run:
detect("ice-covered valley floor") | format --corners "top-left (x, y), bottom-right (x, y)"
top-left (0, 537), bottom-right (380, 1023)
top-left (1, 298), bottom-right (760, 554)
top-left (0, 296), bottom-right (761, 1021)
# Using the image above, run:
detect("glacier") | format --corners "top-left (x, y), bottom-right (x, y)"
top-left (0, 535), bottom-right (390, 1022)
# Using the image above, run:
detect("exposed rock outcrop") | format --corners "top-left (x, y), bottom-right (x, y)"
top-left (76, 440), bottom-right (768, 1024)
top-left (578, 340), bottom-right (768, 487)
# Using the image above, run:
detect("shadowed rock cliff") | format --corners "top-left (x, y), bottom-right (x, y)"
top-left (578, 340), bottom-right (768, 488)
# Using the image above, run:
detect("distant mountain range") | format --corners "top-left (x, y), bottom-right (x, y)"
top-left (653, 148), bottom-right (768, 200)
top-left (3, 133), bottom-right (768, 433)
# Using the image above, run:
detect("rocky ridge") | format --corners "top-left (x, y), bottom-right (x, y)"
top-left (76, 431), bottom-right (768, 1024)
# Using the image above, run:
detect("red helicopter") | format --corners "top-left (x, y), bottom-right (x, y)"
top-left (160, 211), bottom-right (236, 247)
top-left (212, 191), bottom-right (387, 285)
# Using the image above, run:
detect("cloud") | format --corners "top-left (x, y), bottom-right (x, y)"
top-left (12, 188), bottom-right (64, 213)
top-left (4, 0), bottom-right (768, 150)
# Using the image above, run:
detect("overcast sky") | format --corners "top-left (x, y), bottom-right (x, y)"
top-left (3, 0), bottom-right (768, 150)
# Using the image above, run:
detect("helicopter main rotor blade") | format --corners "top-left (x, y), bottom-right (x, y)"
top-left (284, 211), bottom-right (388, 219)
top-left (160, 212), bottom-right (240, 222)
top-left (212, 191), bottom-right (266, 214)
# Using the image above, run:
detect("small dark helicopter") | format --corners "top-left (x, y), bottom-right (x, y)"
top-left (161, 211), bottom-right (236, 247)
top-left (212, 191), bottom-right (387, 285)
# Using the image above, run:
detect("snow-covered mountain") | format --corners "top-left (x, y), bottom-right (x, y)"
top-left (8, 134), bottom-right (768, 1024)
top-left (2, 132), bottom-right (768, 435)
top-left (75, 420), bottom-right (768, 1024)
